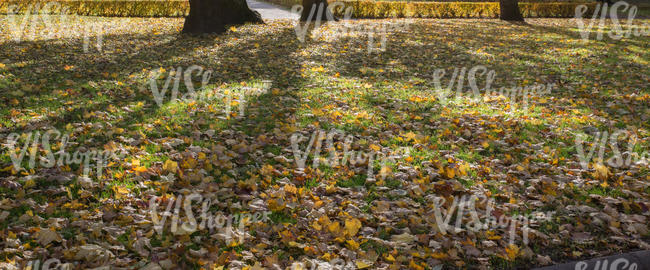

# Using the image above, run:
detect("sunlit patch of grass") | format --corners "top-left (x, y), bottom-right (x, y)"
top-left (586, 185), bottom-right (626, 198)
top-left (0, 16), bottom-right (648, 268)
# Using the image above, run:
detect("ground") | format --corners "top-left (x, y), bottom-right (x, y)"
top-left (0, 15), bottom-right (649, 269)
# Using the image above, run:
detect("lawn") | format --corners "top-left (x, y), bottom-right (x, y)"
top-left (0, 15), bottom-right (649, 269)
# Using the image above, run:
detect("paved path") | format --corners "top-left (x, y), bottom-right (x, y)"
top-left (247, 0), bottom-right (299, 20)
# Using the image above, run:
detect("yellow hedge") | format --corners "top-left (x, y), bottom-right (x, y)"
top-left (332, 1), bottom-right (597, 18)
top-left (520, 2), bottom-right (591, 18)
top-left (339, 2), bottom-right (500, 18)
top-left (0, 0), bottom-right (596, 18)
top-left (0, 0), bottom-right (189, 17)
top-left (264, 0), bottom-right (596, 19)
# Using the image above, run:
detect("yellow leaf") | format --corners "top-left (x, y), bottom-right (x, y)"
top-left (313, 200), bottom-right (323, 208)
top-left (24, 179), bottom-right (36, 189)
top-left (312, 221), bottom-right (322, 231)
top-left (284, 184), bottom-right (297, 194)
top-left (182, 158), bottom-right (198, 169)
top-left (346, 239), bottom-right (359, 250)
top-left (402, 132), bottom-right (417, 141)
top-left (268, 198), bottom-right (285, 212)
top-left (328, 221), bottom-right (341, 234)
top-left (486, 230), bottom-right (502, 240)
top-left (378, 166), bottom-right (392, 179)
top-left (163, 159), bottom-right (178, 173)
top-left (592, 163), bottom-right (610, 180)
top-left (369, 144), bottom-right (381, 152)
top-left (445, 167), bottom-right (455, 179)
top-left (409, 260), bottom-right (424, 270)
top-left (344, 218), bottom-right (362, 237)
top-left (355, 260), bottom-right (372, 269)
top-left (458, 163), bottom-right (469, 176)
top-left (113, 186), bottom-right (129, 199)
top-left (505, 244), bottom-right (519, 261)
top-left (326, 184), bottom-right (336, 194)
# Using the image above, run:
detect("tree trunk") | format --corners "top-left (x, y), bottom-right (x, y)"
top-left (499, 0), bottom-right (524, 21)
top-left (183, 0), bottom-right (263, 34)
top-left (300, 0), bottom-right (337, 22)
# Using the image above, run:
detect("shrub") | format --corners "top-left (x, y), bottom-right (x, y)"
top-left (331, 1), bottom-right (596, 18)
top-left (0, 0), bottom-right (189, 17)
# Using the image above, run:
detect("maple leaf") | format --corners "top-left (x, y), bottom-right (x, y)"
top-left (402, 131), bottom-right (417, 141)
top-left (344, 217), bottom-right (362, 237)
top-left (592, 163), bottom-right (611, 181)
top-left (505, 244), bottom-right (520, 261)
top-left (355, 260), bottom-right (372, 269)
top-left (162, 159), bottom-right (178, 173)
top-left (369, 144), bottom-right (381, 152)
